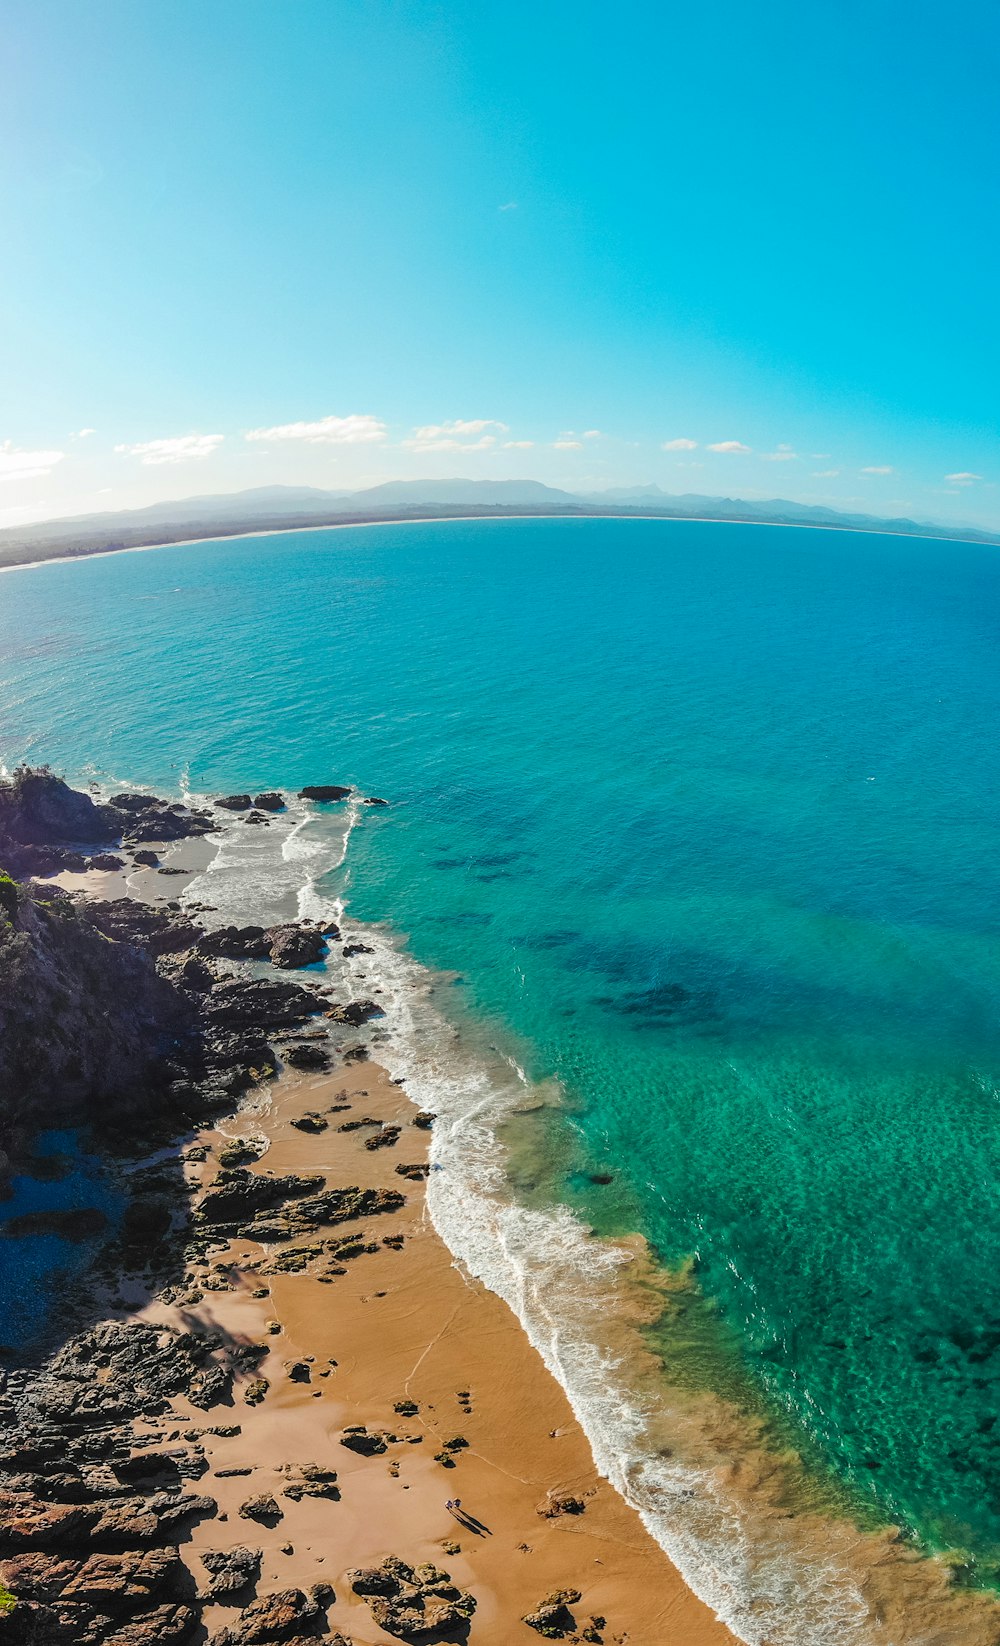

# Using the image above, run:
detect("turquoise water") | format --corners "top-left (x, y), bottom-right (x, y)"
top-left (4, 518), bottom-right (1000, 1621)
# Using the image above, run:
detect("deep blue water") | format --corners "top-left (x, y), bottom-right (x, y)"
top-left (4, 517), bottom-right (1000, 1574)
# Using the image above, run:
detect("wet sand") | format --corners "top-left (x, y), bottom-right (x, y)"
top-left (130, 1057), bottom-right (737, 1644)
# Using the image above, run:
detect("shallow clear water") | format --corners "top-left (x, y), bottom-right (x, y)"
top-left (4, 518), bottom-right (1000, 1622)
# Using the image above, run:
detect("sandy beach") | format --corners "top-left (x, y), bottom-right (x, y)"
top-left (125, 1052), bottom-right (736, 1645)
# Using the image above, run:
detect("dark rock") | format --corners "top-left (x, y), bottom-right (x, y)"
top-left (215, 795), bottom-right (253, 812)
top-left (83, 897), bottom-right (204, 955)
top-left (0, 769), bottom-right (116, 846)
top-left (342, 943), bottom-right (373, 957)
top-left (200, 1545), bottom-right (261, 1599)
top-left (0, 1207), bottom-right (107, 1241)
top-left (285, 1045), bottom-right (331, 1072)
top-left (395, 1164), bottom-right (430, 1181)
top-left (237, 1495), bottom-right (282, 1526)
top-left (348, 1556), bottom-right (475, 1639)
top-left (298, 786), bottom-right (351, 803)
top-left (326, 999), bottom-right (383, 1027)
top-left (87, 853), bottom-right (126, 871)
top-left (412, 1112), bottom-right (436, 1130)
top-left (268, 925), bottom-right (326, 969)
top-left (196, 925), bottom-right (271, 960)
top-left (252, 793), bottom-right (285, 812)
top-left (208, 1585), bottom-right (321, 1644)
top-left (197, 1168), bottom-right (324, 1227)
top-left (365, 1126), bottom-right (400, 1151)
top-left (362, 797), bottom-right (388, 806)
top-left (522, 1591), bottom-right (582, 1638)
top-left (339, 1428), bottom-right (387, 1457)
top-left (289, 1109), bottom-right (329, 1129)
top-left (202, 978), bottom-right (326, 1029)
top-left (132, 850), bottom-right (160, 867)
top-left (537, 1491), bottom-right (585, 1518)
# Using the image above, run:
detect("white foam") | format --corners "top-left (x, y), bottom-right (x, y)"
top-left (165, 794), bottom-right (893, 1644)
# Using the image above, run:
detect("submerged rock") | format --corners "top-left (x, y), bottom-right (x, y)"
top-left (298, 785), bottom-right (351, 802)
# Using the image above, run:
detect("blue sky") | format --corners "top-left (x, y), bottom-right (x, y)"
top-left (1, 0), bottom-right (997, 527)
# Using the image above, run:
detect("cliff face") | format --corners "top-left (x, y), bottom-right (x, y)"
top-left (0, 877), bottom-right (191, 1174)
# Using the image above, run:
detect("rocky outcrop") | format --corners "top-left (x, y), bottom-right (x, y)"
top-left (199, 1545), bottom-right (261, 1599)
top-left (208, 1586), bottom-right (326, 1644)
top-left (214, 795), bottom-right (252, 811)
top-left (252, 793), bottom-right (284, 812)
top-left (0, 881), bottom-right (193, 1172)
top-left (0, 1321), bottom-right (230, 1643)
top-left (268, 924), bottom-right (326, 969)
top-left (347, 1557), bottom-right (475, 1639)
top-left (522, 1589), bottom-right (583, 1638)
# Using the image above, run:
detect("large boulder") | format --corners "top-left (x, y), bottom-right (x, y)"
top-left (267, 925), bottom-right (326, 969)
top-left (298, 785), bottom-right (350, 802)
top-left (0, 770), bottom-right (115, 846)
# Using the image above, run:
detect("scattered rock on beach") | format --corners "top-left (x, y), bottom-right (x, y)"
top-left (200, 1544), bottom-right (261, 1599)
top-left (215, 795), bottom-right (252, 811)
top-left (252, 792), bottom-right (285, 812)
top-left (522, 1589), bottom-right (583, 1637)
top-left (238, 1494), bottom-right (282, 1525)
top-left (347, 1556), bottom-right (475, 1639)
top-left (537, 1490), bottom-right (586, 1518)
top-left (132, 849), bottom-right (161, 867)
top-left (208, 1585), bottom-right (321, 1644)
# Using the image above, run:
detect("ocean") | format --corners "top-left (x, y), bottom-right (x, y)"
top-left (4, 515), bottom-right (1000, 1642)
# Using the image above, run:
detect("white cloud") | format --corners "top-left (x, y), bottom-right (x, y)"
top-left (813, 469), bottom-right (840, 478)
top-left (945, 472), bottom-right (982, 485)
top-left (0, 441), bottom-right (66, 483)
top-left (760, 445), bottom-right (798, 461)
top-left (582, 429), bottom-right (602, 440)
top-left (402, 418), bottom-right (508, 453)
top-left (245, 413), bottom-right (386, 446)
top-left (499, 201), bottom-right (518, 212)
top-left (662, 437), bottom-right (698, 451)
top-left (115, 434), bottom-right (224, 466)
top-left (708, 440), bottom-right (751, 454)
top-left (860, 465), bottom-right (894, 475)
top-left (503, 440), bottom-right (534, 449)
top-left (553, 439), bottom-right (583, 450)
top-left (71, 427), bottom-right (96, 439)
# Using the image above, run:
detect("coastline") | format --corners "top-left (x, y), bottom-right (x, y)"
top-left (9, 785), bottom-right (1000, 1646)
top-left (33, 824), bottom-right (737, 1645)
top-left (2, 509), bottom-right (997, 577)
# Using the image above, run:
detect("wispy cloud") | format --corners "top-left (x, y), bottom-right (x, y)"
top-left (813, 469), bottom-right (840, 478)
top-left (71, 427), bottom-right (96, 440)
top-left (662, 437), bottom-right (698, 451)
top-left (498, 201), bottom-right (518, 212)
top-left (945, 471), bottom-right (982, 485)
top-left (503, 440), bottom-right (534, 449)
top-left (245, 413), bottom-right (387, 445)
top-left (0, 442), bottom-right (66, 483)
top-left (581, 429), bottom-right (602, 440)
top-left (760, 444), bottom-right (798, 462)
top-left (708, 440), bottom-right (751, 454)
top-left (553, 439), bottom-right (583, 450)
top-left (402, 418), bottom-right (508, 453)
top-left (860, 465), bottom-right (894, 475)
top-left (115, 434), bottom-right (224, 465)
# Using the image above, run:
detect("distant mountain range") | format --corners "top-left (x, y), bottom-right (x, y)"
top-left (1, 479), bottom-right (998, 570)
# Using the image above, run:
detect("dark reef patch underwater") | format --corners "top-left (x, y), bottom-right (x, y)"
top-left (5, 514), bottom-right (1000, 1616)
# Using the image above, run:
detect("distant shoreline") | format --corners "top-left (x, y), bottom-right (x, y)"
top-left (3, 506), bottom-right (998, 575)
